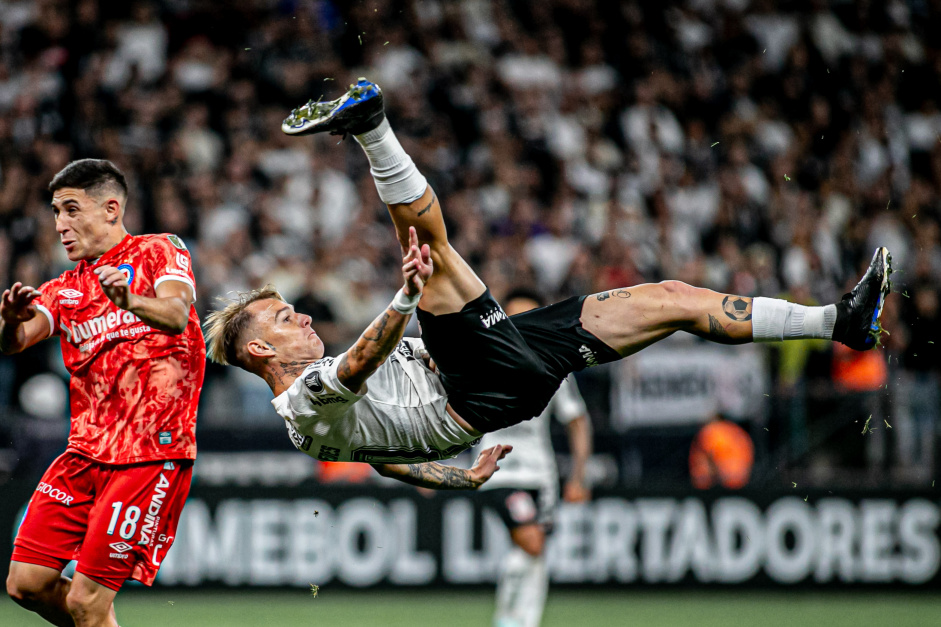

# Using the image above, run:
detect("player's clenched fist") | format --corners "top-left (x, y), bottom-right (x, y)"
top-left (1, 282), bottom-right (42, 323)
top-left (94, 265), bottom-right (133, 310)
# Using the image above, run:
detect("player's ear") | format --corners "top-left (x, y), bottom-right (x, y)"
top-left (246, 338), bottom-right (275, 360)
top-left (103, 197), bottom-right (123, 223)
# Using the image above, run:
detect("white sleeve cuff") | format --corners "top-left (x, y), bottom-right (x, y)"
top-left (34, 304), bottom-right (55, 339)
top-left (154, 275), bottom-right (197, 302)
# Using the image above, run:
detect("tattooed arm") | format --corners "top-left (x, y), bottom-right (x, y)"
top-left (373, 444), bottom-right (513, 490)
top-left (336, 227), bottom-right (433, 394)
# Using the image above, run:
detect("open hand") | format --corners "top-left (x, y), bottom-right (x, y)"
top-left (402, 226), bottom-right (433, 298)
top-left (469, 444), bottom-right (513, 487)
top-left (0, 282), bottom-right (42, 324)
top-left (94, 265), bottom-right (134, 310)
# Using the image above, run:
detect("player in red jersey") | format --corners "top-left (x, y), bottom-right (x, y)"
top-left (2, 159), bottom-right (205, 627)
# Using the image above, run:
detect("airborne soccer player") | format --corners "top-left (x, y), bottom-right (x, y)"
top-left (204, 79), bottom-right (890, 490)
top-left (2, 159), bottom-right (204, 627)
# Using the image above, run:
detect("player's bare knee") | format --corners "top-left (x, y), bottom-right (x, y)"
top-left (657, 280), bottom-right (700, 321)
top-left (65, 583), bottom-right (106, 619)
top-left (6, 570), bottom-right (58, 607)
top-left (5, 571), bottom-right (27, 603)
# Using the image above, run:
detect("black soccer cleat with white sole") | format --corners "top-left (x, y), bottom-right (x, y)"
top-left (832, 247), bottom-right (892, 351)
top-left (282, 78), bottom-right (385, 137)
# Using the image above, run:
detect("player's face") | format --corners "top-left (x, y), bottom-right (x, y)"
top-left (248, 298), bottom-right (325, 362)
top-left (51, 188), bottom-right (122, 261)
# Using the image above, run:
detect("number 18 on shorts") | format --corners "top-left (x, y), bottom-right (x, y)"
top-left (12, 452), bottom-right (192, 591)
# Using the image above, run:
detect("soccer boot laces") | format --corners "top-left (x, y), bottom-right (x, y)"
top-left (282, 78), bottom-right (384, 137)
top-left (832, 247), bottom-right (892, 351)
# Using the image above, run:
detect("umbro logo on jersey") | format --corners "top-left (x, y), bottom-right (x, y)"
top-left (479, 307), bottom-right (507, 329)
top-left (58, 289), bottom-right (83, 305)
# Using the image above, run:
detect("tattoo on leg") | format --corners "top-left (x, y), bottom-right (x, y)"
top-left (708, 314), bottom-right (731, 338)
top-left (416, 191), bottom-right (436, 217)
top-left (614, 289), bottom-right (631, 299)
top-left (722, 295), bottom-right (752, 321)
top-left (596, 291), bottom-right (610, 302)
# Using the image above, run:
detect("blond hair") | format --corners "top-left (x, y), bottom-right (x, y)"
top-left (203, 286), bottom-right (284, 368)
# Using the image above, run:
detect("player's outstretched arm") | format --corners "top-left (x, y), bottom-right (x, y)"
top-left (0, 282), bottom-right (50, 354)
top-left (336, 227), bottom-right (432, 394)
top-left (95, 265), bottom-right (192, 334)
top-left (373, 444), bottom-right (513, 490)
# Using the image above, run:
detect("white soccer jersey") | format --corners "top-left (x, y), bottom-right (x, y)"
top-left (476, 375), bottom-right (587, 494)
top-left (271, 338), bottom-right (480, 463)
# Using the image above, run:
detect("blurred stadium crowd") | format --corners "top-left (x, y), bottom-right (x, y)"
top-left (0, 0), bottom-right (939, 487)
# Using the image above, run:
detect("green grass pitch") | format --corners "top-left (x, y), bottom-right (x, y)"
top-left (2, 589), bottom-right (940, 626)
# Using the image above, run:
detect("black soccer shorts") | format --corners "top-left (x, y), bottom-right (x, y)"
top-left (481, 487), bottom-right (555, 531)
top-left (416, 289), bottom-right (619, 433)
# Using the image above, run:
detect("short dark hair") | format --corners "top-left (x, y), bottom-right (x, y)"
top-left (48, 159), bottom-right (128, 200)
top-left (504, 287), bottom-right (544, 308)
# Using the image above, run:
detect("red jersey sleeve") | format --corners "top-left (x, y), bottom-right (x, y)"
top-left (34, 276), bottom-right (65, 338)
top-left (141, 234), bottom-right (196, 300)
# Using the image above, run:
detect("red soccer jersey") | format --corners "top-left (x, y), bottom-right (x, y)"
top-left (34, 233), bottom-right (205, 465)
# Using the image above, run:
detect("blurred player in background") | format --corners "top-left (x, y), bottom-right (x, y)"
top-left (476, 288), bottom-right (592, 627)
top-left (2, 159), bottom-right (204, 627)
top-left (204, 79), bottom-right (890, 488)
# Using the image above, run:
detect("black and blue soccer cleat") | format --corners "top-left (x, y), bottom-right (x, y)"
top-left (282, 78), bottom-right (385, 137)
top-left (833, 247), bottom-right (892, 351)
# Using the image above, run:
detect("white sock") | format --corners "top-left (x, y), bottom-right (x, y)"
top-left (354, 118), bottom-right (428, 205)
top-left (494, 547), bottom-right (548, 627)
top-left (752, 297), bottom-right (837, 342)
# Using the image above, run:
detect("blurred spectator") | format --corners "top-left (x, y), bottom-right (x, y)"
top-left (689, 417), bottom-right (754, 490)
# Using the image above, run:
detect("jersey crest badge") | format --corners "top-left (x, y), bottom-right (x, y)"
top-left (305, 370), bottom-right (325, 394)
top-left (117, 264), bottom-right (135, 286)
top-left (167, 234), bottom-right (187, 250)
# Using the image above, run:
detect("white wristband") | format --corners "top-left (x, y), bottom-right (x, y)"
top-left (391, 288), bottom-right (421, 314)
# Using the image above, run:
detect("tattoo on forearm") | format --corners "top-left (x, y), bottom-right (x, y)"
top-left (342, 308), bottom-right (406, 387)
top-left (363, 311), bottom-right (390, 343)
top-left (722, 295), bottom-right (752, 321)
top-left (404, 462), bottom-right (476, 489)
top-left (416, 191), bottom-right (436, 217)
top-left (708, 314), bottom-right (731, 338)
top-left (337, 357), bottom-right (352, 383)
top-left (614, 289), bottom-right (631, 299)
top-left (596, 292), bottom-right (610, 301)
